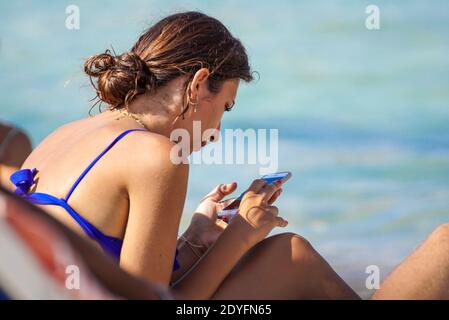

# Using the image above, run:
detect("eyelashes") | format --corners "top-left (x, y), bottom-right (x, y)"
top-left (224, 101), bottom-right (235, 112)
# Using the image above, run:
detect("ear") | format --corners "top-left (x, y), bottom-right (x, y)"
top-left (189, 68), bottom-right (210, 101)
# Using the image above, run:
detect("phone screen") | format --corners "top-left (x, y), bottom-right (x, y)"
top-left (220, 171), bottom-right (291, 212)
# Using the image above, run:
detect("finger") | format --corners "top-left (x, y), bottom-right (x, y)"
top-left (275, 216), bottom-right (289, 227)
top-left (266, 205), bottom-right (279, 217)
top-left (204, 182), bottom-right (237, 202)
top-left (247, 179), bottom-right (267, 195)
top-left (221, 182), bottom-right (238, 196)
top-left (259, 183), bottom-right (280, 201)
top-left (268, 188), bottom-right (282, 205)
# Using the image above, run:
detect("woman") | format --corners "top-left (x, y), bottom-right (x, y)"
top-left (10, 11), bottom-right (449, 300)
top-left (10, 11), bottom-right (358, 299)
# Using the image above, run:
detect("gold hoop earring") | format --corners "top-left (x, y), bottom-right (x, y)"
top-left (187, 85), bottom-right (199, 112)
top-left (191, 100), bottom-right (198, 113)
top-left (187, 94), bottom-right (199, 113)
top-left (181, 85), bottom-right (199, 120)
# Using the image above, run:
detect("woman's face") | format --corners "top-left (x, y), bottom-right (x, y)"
top-left (173, 71), bottom-right (240, 153)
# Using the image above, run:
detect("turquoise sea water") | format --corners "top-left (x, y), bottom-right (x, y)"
top-left (1, 1), bottom-right (449, 297)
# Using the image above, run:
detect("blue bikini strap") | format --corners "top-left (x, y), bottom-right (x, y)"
top-left (24, 192), bottom-right (122, 258)
top-left (64, 129), bottom-right (147, 202)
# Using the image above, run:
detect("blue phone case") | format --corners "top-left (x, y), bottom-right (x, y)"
top-left (233, 171), bottom-right (291, 201)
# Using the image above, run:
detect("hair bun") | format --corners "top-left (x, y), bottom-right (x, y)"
top-left (84, 51), bottom-right (116, 77)
top-left (84, 50), bottom-right (156, 109)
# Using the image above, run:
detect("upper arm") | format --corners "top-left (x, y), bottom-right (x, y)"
top-left (2, 130), bottom-right (32, 167)
top-left (0, 131), bottom-right (32, 190)
top-left (119, 135), bottom-right (189, 285)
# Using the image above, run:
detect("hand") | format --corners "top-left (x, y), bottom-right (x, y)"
top-left (228, 179), bottom-right (288, 248)
top-left (185, 182), bottom-right (238, 248)
top-left (186, 181), bottom-right (283, 248)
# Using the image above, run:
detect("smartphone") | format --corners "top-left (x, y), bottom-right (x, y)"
top-left (217, 171), bottom-right (292, 219)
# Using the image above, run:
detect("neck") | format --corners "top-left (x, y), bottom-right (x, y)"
top-left (117, 77), bottom-right (187, 138)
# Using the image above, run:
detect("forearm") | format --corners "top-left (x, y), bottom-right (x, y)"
top-left (171, 223), bottom-right (251, 300)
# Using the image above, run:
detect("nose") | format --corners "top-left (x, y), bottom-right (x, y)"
top-left (210, 122), bottom-right (221, 142)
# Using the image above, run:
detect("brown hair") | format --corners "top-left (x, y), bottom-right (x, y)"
top-left (84, 11), bottom-right (254, 117)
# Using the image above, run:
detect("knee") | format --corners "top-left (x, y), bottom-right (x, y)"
top-left (428, 223), bottom-right (449, 244)
top-left (269, 232), bottom-right (320, 264)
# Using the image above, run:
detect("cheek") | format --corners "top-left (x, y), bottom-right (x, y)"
top-left (199, 104), bottom-right (223, 129)
top-left (197, 106), bottom-right (223, 143)
top-left (213, 108), bottom-right (225, 125)
top-left (211, 102), bottom-right (225, 124)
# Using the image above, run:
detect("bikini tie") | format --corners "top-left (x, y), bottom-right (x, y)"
top-left (10, 168), bottom-right (37, 196)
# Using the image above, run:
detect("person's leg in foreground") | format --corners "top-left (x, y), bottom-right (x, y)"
top-left (372, 223), bottom-right (449, 299)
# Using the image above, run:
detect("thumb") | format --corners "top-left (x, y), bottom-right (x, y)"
top-left (206, 182), bottom-right (237, 202)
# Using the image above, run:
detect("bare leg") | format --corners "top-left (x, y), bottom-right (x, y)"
top-left (372, 223), bottom-right (449, 300)
top-left (212, 232), bottom-right (360, 299)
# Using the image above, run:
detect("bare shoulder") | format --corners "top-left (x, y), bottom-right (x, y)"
top-left (121, 131), bottom-right (189, 187)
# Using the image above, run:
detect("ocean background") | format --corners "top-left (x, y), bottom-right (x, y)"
top-left (1, 1), bottom-right (449, 298)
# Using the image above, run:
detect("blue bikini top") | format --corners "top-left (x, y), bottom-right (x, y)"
top-left (10, 129), bottom-right (179, 271)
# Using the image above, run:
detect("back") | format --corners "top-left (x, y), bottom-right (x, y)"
top-left (20, 113), bottom-right (145, 244)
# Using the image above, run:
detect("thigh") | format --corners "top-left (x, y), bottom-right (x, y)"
top-left (212, 233), bottom-right (358, 300)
